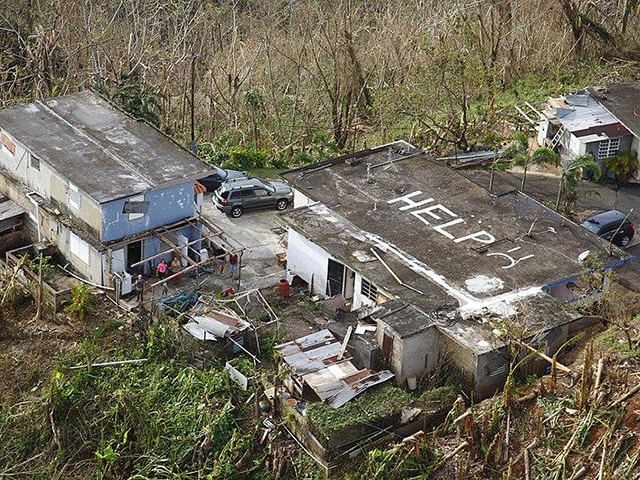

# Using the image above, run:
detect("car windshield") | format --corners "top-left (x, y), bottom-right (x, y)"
top-left (215, 167), bottom-right (227, 180)
top-left (581, 219), bottom-right (601, 234)
top-left (262, 181), bottom-right (276, 193)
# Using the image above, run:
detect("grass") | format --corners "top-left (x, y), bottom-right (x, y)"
top-left (306, 385), bottom-right (412, 438)
top-left (245, 168), bottom-right (287, 180)
top-left (0, 325), bottom-right (265, 479)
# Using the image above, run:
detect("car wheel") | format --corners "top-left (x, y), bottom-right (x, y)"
top-left (230, 206), bottom-right (244, 218)
top-left (276, 199), bottom-right (289, 211)
top-left (618, 234), bottom-right (632, 246)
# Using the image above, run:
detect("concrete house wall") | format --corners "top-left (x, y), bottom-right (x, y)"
top-left (376, 322), bottom-right (439, 385)
top-left (287, 228), bottom-right (331, 296)
top-left (0, 127), bottom-right (103, 239)
top-left (101, 182), bottom-right (195, 242)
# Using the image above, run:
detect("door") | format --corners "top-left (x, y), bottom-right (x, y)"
top-left (254, 188), bottom-right (275, 207)
top-left (127, 241), bottom-right (142, 274)
top-left (343, 268), bottom-right (355, 302)
top-left (327, 259), bottom-right (344, 297)
top-left (240, 188), bottom-right (256, 209)
top-left (381, 330), bottom-right (394, 367)
top-left (112, 248), bottom-right (126, 274)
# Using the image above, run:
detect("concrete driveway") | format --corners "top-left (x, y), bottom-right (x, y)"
top-left (459, 169), bottom-right (640, 255)
top-left (202, 193), bottom-right (287, 290)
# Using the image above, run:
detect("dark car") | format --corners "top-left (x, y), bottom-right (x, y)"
top-left (581, 210), bottom-right (635, 247)
top-left (199, 167), bottom-right (246, 192)
top-left (213, 178), bottom-right (293, 218)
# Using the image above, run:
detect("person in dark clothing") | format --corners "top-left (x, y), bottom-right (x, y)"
top-left (228, 252), bottom-right (238, 277)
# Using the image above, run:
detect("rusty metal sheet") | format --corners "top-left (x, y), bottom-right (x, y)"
top-left (326, 370), bottom-right (395, 408)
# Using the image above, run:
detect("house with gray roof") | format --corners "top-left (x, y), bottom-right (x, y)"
top-left (0, 90), bottom-right (228, 292)
top-left (279, 141), bottom-right (633, 397)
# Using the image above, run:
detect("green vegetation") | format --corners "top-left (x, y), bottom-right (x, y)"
top-left (503, 132), bottom-right (559, 192)
top-left (24, 254), bottom-right (56, 277)
top-left (64, 284), bottom-right (95, 320)
top-left (0, 325), bottom-right (266, 478)
top-left (605, 151), bottom-right (640, 185)
top-left (307, 386), bottom-right (412, 438)
top-left (555, 153), bottom-right (602, 213)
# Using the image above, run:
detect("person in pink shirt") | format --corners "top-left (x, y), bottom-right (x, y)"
top-left (156, 259), bottom-right (168, 279)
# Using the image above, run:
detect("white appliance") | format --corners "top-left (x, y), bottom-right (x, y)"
top-left (120, 271), bottom-right (133, 295)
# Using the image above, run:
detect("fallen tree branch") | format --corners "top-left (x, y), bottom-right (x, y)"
top-left (69, 358), bottom-right (148, 370)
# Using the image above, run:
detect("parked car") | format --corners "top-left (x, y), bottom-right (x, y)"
top-left (199, 167), bottom-right (246, 192)
top-left (581, 210), bottom-right (635, 246)
top-left (213, 178), bottom-right (293, 218)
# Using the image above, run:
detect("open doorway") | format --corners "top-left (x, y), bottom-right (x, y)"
top-left (327, 259), bottom-right (344, 296)
top-left (127, 240), bottom-right (142, 274)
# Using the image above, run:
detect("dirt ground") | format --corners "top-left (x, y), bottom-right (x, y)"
top-left (0, 293), bottom-right (140, 408)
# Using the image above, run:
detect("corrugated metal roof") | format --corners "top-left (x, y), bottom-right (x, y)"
top-left (0, 194), bottom-right (24, 222)
top-left (552, 95), bottom-right (619, 133)
top-left (276, 329), bottom-right (394, 408)
top-left (182, 310), bottom-right (250, 341)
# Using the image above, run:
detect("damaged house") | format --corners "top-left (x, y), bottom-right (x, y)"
top-left (536, 81), bottom-right (640, 181)
top-left (280, 141), bottom-right (633, 398)
top-left (0, 91), bottom-right (224, 292)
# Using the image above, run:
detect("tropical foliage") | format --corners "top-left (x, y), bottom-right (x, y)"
top-left (555, 154), bottom-right (602, 213)
top-left (503, 133), bottom-right (559, 191)
top-left (64, 284), bottom-right (95, 320)
top-left (604, 151), bottom-right (639, 184)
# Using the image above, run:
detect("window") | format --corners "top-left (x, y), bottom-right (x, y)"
top-left (597, 137), bottom-right (621, 160)
top-left (254, 189), bottom-right (269, 197)
top-left (0, 132), bottom-right (15, 156)
top-left (30, 154), bottom-right (40, 171)
top-left (360, 278), bottom-right (378, 302)
top-left (128, 194), bottom-right (145, 221)
top-left (241, 189), bottom-right (254, 198)
top-left (68, 183), bottom-right (81, 212)
top-left (70, 232), bottom-right (90, 265)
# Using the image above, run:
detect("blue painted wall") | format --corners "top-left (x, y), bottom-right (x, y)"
top-left (101, 182), bottom-right (195, 242)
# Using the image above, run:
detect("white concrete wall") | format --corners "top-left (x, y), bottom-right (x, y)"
top-left (56, 223), bottom-right (104, 284)
top-left (537, 119), bottom-right (549, 147)
top-left (293, 188), bottom-right (315, 209)
top-left (398, 327), bottom-right (440, 384)
top-left (633, 136), bottom-right (640, 182)
top-left (287, 228), bottom-right (331, 296)
top-left (352, 273), bottom-right (375, 310)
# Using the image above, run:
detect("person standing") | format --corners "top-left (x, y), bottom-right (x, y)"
top-left (170, 256), bottom-right (182, 282)
top-left (156, 259), bottom-right (168, 279)
top-left (135, 274), bottom-right (145, 304)
top-left (213, 244), bottom-right (225, 274)
top-left (228, 252), bottom-right (238, 277)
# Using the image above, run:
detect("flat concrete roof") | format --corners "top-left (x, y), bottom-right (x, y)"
top-left (589, 82), bottom-right (640, 139)
top-left (0, 91), bottom-right (212, 204)
top-left (281, 142), bottom-right (631, 333)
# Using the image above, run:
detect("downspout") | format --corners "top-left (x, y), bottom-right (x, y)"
top-left (26, 191), bottom-right (42, 243)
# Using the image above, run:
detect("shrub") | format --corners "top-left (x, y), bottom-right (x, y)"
top-left (604, 151), bottom-right (639, 184)
top-left (25, 255), bottom-right (56, 277)
top-left (64, 284), bottom-right (95, 320)
top-left (222, 146), bottom-right (270, 170)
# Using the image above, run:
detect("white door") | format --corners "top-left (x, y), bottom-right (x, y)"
top-left (178, 234), bottom-right (189, 267)
top-left (112, 248), bottom-right (126, 274)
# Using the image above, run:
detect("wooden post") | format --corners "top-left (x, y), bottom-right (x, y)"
top-left (35, 254), bottom-right (43, 321)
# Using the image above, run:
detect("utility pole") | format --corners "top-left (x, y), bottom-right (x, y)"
top-left (189, 53), bottom-right (198, 153)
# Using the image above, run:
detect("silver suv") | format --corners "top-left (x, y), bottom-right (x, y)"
top-left (213, 178), bottom-right (293, 218)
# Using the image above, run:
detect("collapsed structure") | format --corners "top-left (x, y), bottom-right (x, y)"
top-left (536, 81), bottom-right (640, 181)
top-left (0, 91), bottom-right (238, 294)
top-left (280, 141), bottom-right (633, 397)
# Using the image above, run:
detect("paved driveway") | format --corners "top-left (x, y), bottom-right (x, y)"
top-left (202, 193), bottom-right (287, 290)
top-left (459, 169), bottom-right (640, 255)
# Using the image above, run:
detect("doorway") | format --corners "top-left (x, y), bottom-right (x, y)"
top-left (327, 259), bottom-right (344, 296)
top-left (127, 240), bottom-right (142, 274)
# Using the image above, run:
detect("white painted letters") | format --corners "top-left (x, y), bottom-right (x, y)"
top-left (387, 190), bottom-right (534, 270)
top-left (453, 230), bottom-right (496, 245)
top-left (388, 191), bottom-right (434, 211)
